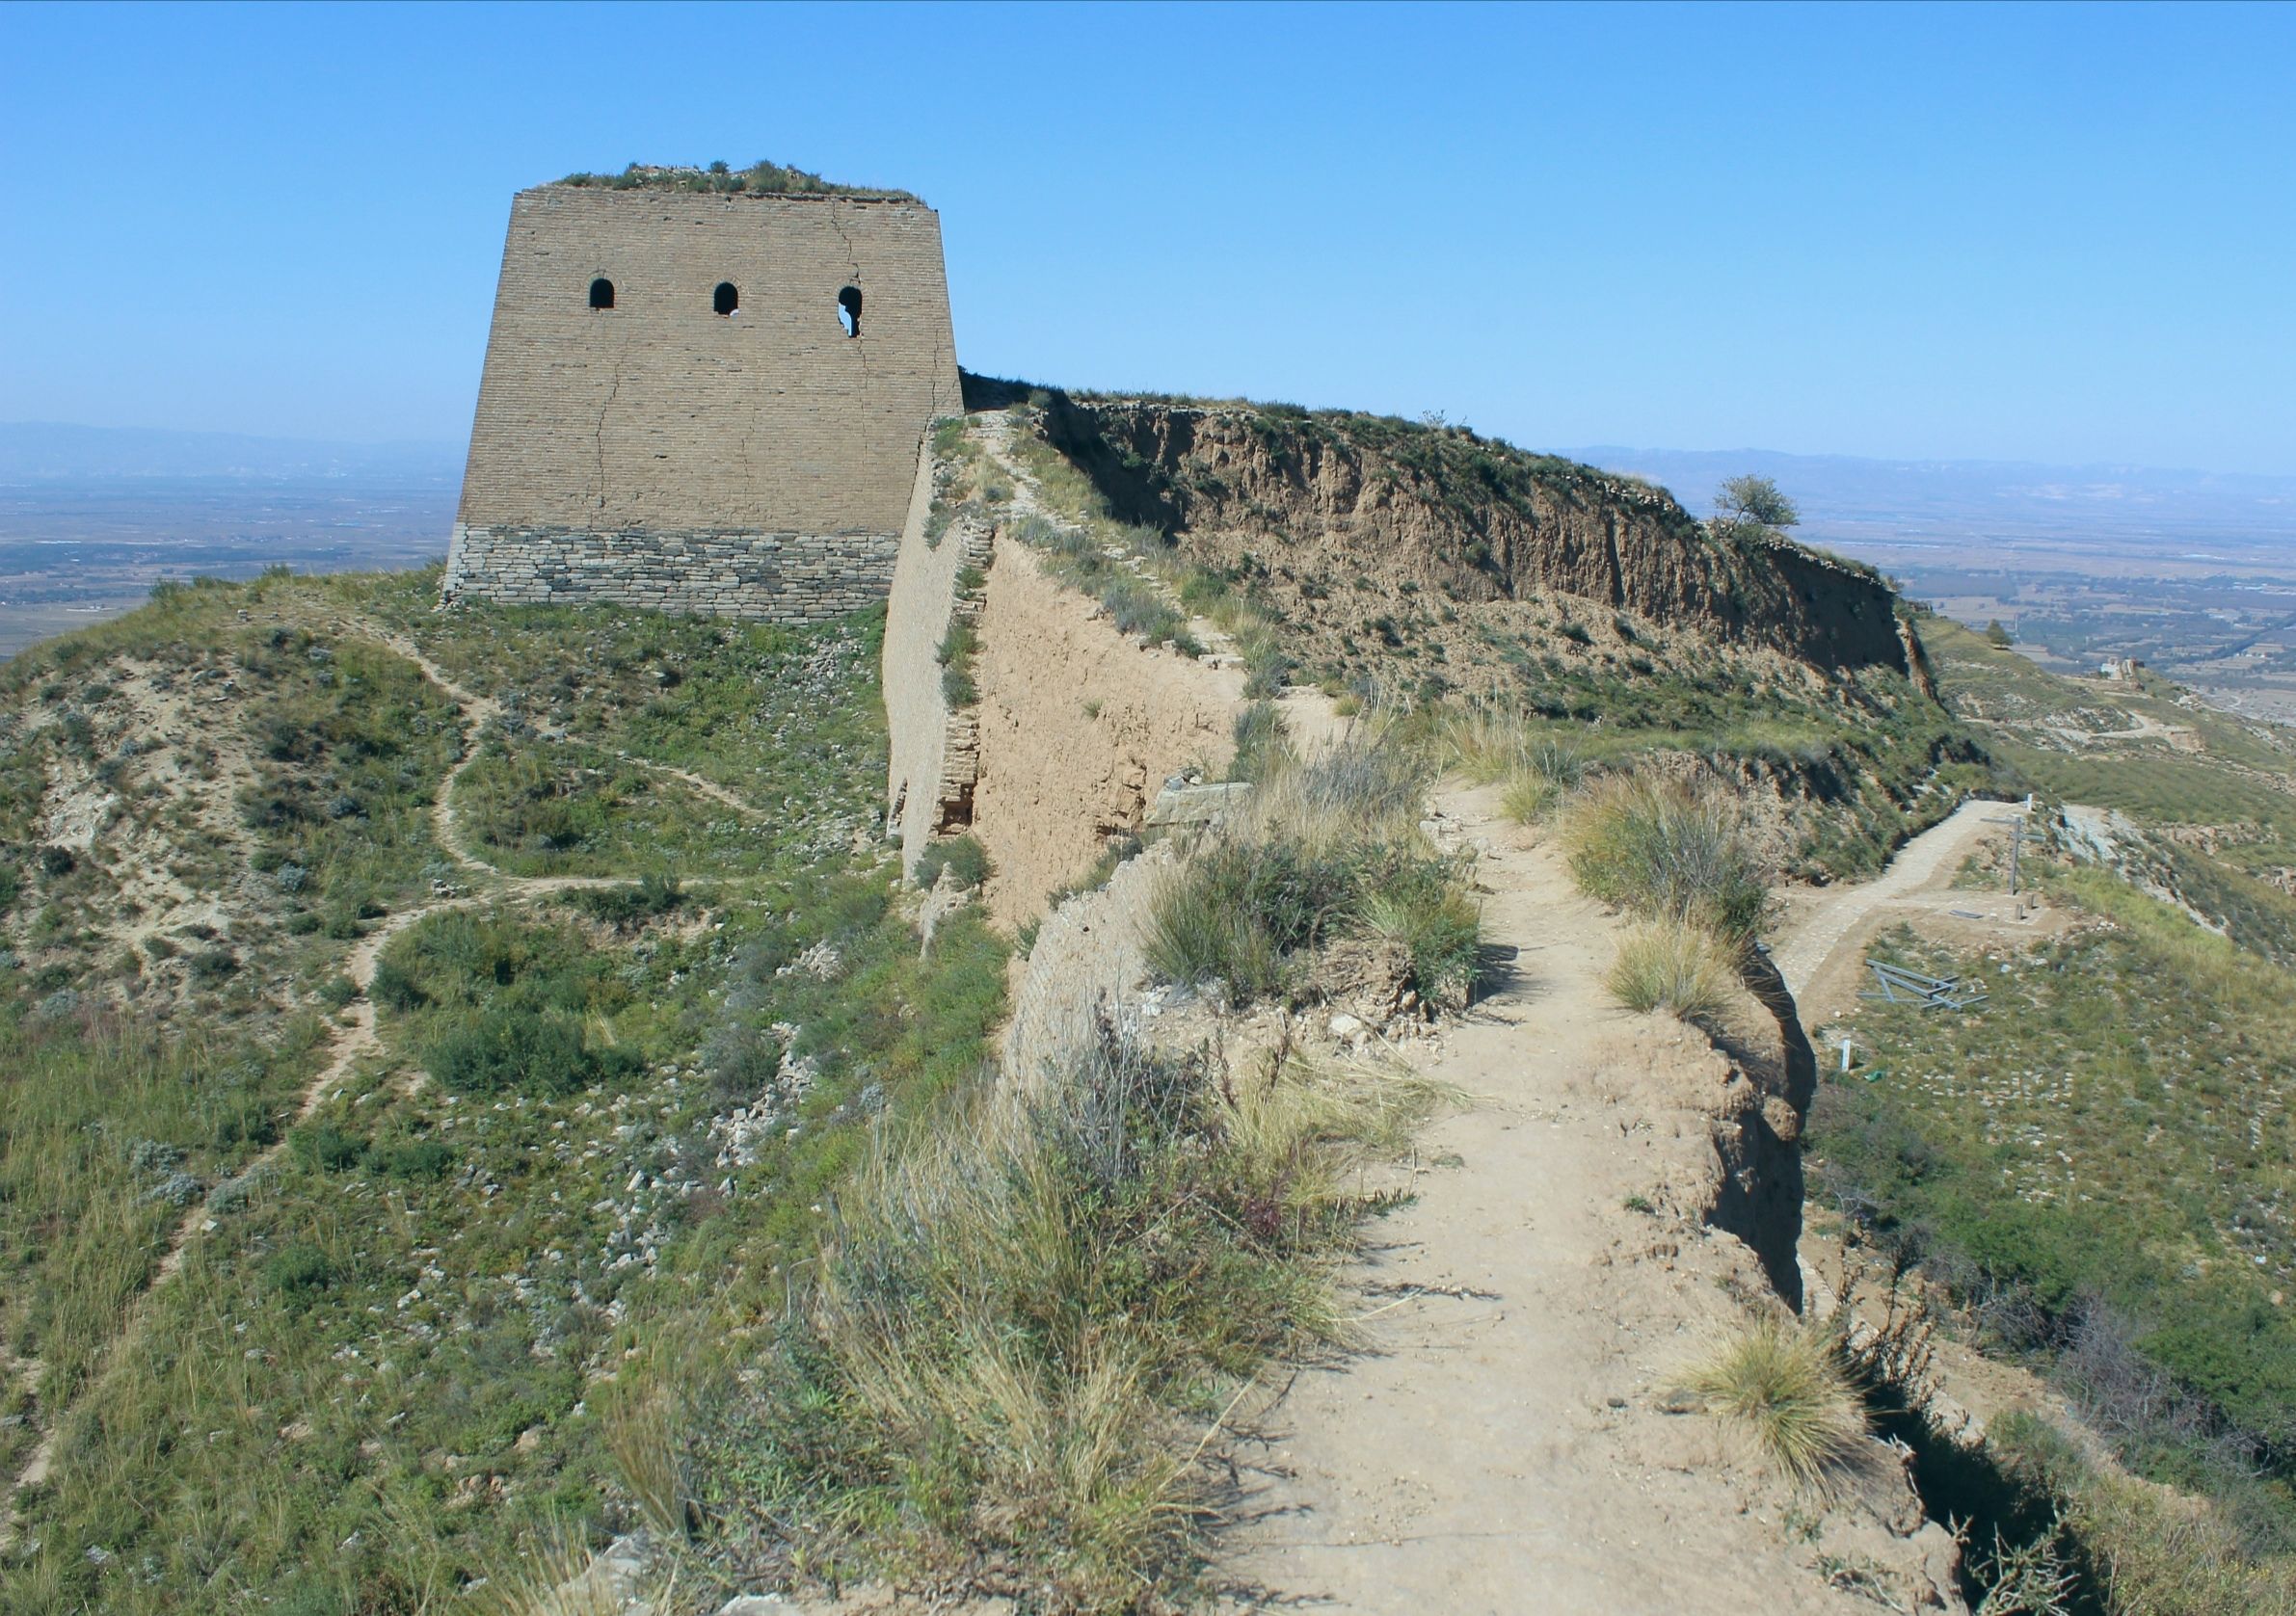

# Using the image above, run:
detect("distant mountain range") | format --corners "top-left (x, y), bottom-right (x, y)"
top-left (0, 421), bottom-right (462, 484)
top-left (1559, 445), bottom-right (2296, 556)
top-left (8, 421), bottom-right (2293, 561)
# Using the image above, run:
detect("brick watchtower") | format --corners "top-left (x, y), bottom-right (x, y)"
top-left (443, 171), bottom-right (961, 621)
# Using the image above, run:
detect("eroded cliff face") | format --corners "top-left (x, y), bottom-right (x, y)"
top-left (1045, 398), bottom-right (1909, 678)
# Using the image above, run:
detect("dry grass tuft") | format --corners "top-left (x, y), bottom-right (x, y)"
top-left (1561, 773), bottom-right (1768, 941)
top-left (1440, 702), bottom-right (1585, 826)
top-left (707, 1022), bottom-right (1448, 1609)
top-left (480, 1521), bottom-right (678, 1616)
top-left (1680, 1314), bottom-right (1869, 1492)
top-left (1607, 920), bottom-right (1734, 1023)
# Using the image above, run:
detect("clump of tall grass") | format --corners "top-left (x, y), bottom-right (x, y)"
top-left (1235, 623), bottom-right (1295, 700)
top-left (1440, 702), bottom-right (1584, 824)
top-left (1229, 700), bottom-right (1288, 784)
top-left (702, 1020), bottom-right (1446, 1608)
top-left (937, 617), bottom-right (979, 706)
top-left (1143, 729), bottom-right (1480, 1008)
top-left (1607, 920), bottom-right (1732, 1023)
top-left (1361, 881), bottom-right (1483, 1009)
top-left (1561, 774), bottom-right (1768, 942)
top-left (480, 1520), bottom-right (684, 1616)
top-left (1678, 1314), bottom-right (1868, 1492)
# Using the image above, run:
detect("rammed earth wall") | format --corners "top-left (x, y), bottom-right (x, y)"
top-left (444, 183), bottom-right (962, 618)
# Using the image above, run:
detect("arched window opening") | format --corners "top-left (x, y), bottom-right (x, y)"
top-left (838, 285), bottom-right (862, 338)
top-left (588, 277), bottom-right (615, 310)
top-left (713, 281), bottom-right (740, 317)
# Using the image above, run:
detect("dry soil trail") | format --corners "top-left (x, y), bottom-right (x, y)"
top-left (1772, 799), bottom-right (2039, 1028)
top-left (1218, 782), bottom-right (1934, 1616)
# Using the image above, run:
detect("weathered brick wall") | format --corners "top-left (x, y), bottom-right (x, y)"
top-left (444, 185), bottom-right (962, 616)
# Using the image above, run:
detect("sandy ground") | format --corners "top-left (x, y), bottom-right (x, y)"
top-left (1213, 783), bottom-right (1958, 1615)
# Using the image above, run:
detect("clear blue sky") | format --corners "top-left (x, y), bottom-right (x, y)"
top-left (5, 1), bottom-right (2291, 473)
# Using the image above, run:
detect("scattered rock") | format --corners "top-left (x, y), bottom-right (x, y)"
top-left (1144, 779), bottom-right (1253, 829)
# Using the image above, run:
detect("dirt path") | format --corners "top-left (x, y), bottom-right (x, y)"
top-left (1217, 783), bottom-right (1948, 1614)
top-left (1771, 799), bottom-right (2042, 1028)
top-left (334, 621), bottom-right (771, 865)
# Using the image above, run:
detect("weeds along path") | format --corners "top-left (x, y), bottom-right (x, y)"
top-left (1219, 782), bottom-right (1918, 1616)
top-left (1, 619), bottom-right (761, 1540)
top-left (1771, 798), bottom-right (2035, 1027)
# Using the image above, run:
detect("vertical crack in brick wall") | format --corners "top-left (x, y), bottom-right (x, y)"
top-left (592, 363), bottom-right (624, 513)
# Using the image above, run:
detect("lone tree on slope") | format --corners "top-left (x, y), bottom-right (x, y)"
top-left (1712, 474), bottom-right (1800, 543)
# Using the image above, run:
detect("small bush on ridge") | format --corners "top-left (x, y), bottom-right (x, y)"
top-left (1679, 1314), bottom-right (1868, 1492)
top-left (1607, 920), bottom-right (1733, 1023)
top-left (1562, 774), bottom-right (1768, 942)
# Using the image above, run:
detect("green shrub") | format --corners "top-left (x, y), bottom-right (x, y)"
top-left (1146, 838), bottom-right (1351, 998)
top-left (368, 959), bottom-right (425, 1012)
top-left (372, 1140), bottom-right (453, 1181)
top-left (560, 873), bottom-right (684, 929)
top-left (264, 1243), bottom-right (334, 1296)
top-left (289, 1125), bottom-right (364, 1173)
top-left (423, 1008), bottom-right (601, 1098)
top-left (914, 834), bottom-right (992, 891)
top-left (1361, 876), bottom-right (1482, 1009)
top-left (209, 1099), bottom-right (280, 1151)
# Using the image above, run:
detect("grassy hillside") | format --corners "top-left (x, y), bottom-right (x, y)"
top-left (0, 569), bottom-right (1009, 1612)
top-left (1809, 623), bottom-right (2296, 1606)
